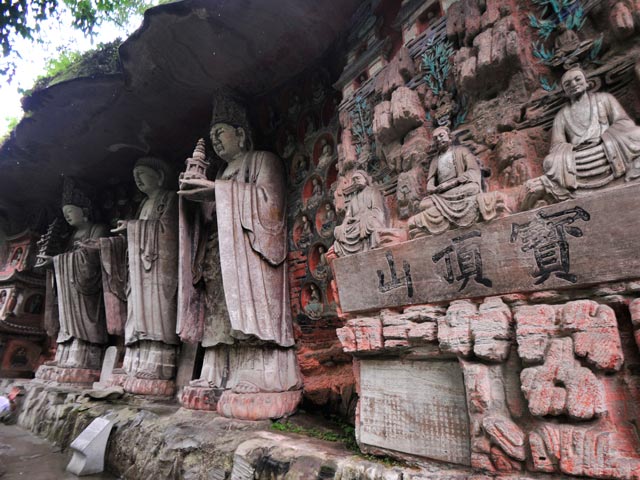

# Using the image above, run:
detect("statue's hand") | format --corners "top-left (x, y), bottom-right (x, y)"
top-left (111, 220), bottom-right (128, 234)
top-left (178, 176), bottom-right (216, 202)
top-left (36, 255), bottom-right (53, 267)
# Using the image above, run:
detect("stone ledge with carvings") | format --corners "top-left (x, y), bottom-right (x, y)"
top-left (34, 365), bottom-right (100, 385)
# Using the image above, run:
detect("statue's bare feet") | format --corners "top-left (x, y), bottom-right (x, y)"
top-left (189, 378), bottom-right (212, 388)
top-left (44, 360), bottom-right (58, 366)
top-left (232, 381), bottom-right (261, 394)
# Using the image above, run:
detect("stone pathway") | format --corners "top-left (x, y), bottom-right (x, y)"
top-left (0, 424), bottom-right (117, 480)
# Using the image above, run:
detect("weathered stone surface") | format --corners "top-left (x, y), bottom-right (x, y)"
top-left (562, 300), bottom-right (624, 372)
top-left (514, 304), bottom-right (559, 364)
top-left (447, 0), bottom-right (482, 47)
top-left (438, 300), bottom-right (475, 357)
top-left (374, 46), bottom-right (416, 99)
top-left (473, 297), bottom-right (512, 362)
top-left (629, 298), bottom-right (640, 351)
top-left (336, 317), bottom-right (383, 353)
top-left (610, 2), bottom-right (635, 39)
top-left (400, 126), bottom-right (431, 170)
top-left (530, 424), bottom-right (640, 479)
top-left (494, 131), bottom-right (527, 172)
top-left (93, 346), bottom-right (118, 390)
top-left (35, 365), bottom-right (100, 385)
top-left (217, 390), bottom-right (303, 421)
top-left (358, 359), bottom-right (471, 466)
top-left (372, 101), bottom-right (397, 145)
top-left (180, 385), bottom-right (221, 411)
top-left (482, 416), bottom-right (525, 462)
top-left (520, 337), bottom-right (606, 420)
top-left (390, 87), bottom-right (424, 138)
top-left (122, 377), bottom-right (175, 396)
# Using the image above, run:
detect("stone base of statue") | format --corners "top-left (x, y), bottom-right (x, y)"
top-left (122, 376), bottom-right (176, 396)
top-left (105, 370), bottom-right (127, 388)
top-left (180, 386), bottom-right (224, 411)
top-left (217, 389), bottom-right (303, 420)
top-left (35, 365), bottom-right (100, 385)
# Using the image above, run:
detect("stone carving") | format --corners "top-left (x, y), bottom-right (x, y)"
top-left (515, 300), bottom-right (623, 421)
top-left (296, 214), bottom-right (313, 249)
top-left (303, 283), bottom-right (323, 319)
top-left (178, 91), bottom-right (302, 419)
top-left (520, 336), bottom-right (606, 420)
top-left (333, 170), bottom-right (387, 257)
top-left (396, 165), bottom-right (425, 219)
top-left (311, 244), bottom-right (329, 280)
top-left (530, 424), bottom-right (640, 478)
top-left (110, 157), bottom-right (179, 391)
top-left (316, 138), bottom-right (335, 170)
top-left (524, 67), bottom-right (640, 208)
top-left (408, 127), bottom-right (497, 237)
top-left (292, 153), bottom-right (308, 184)
top-left (318, 203), bottom-right (336, 237)
top-left (37, 180), bottom-right (108, 373)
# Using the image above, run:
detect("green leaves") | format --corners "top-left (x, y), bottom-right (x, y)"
top-left (0, 0), bottom-right (153, 70)
top-left (421, 36), bottom-right (453, 96)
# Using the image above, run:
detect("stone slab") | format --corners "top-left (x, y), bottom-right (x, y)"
top-left (67, 417), bottom-right (114, 476)
top-left (333, 184), bottom-right (640, 313)
top-left (93, 346), bottom-right (118, 389)
top-left (358, 359), bottom-right (471, 466)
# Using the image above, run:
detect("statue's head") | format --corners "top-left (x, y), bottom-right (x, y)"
top-left (210, 90), bottom-right (253, 162)
top-left (62, 204), bottom-right (90, 228)
top-left (61, 177), bottom-right (92, 227)
top-left (433, 126), bottom-right (452, 152)
top-left (351, 170), bottom-right (370, 191)
top-left (561, 68), bottom-right (588, 100)
top-left (133, 157), bottom-right (173, 196)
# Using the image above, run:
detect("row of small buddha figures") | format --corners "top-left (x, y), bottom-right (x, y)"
top-left (36, 92), bottom-right (303, 420)
top-left (331, 67), bottom-right (640, 257)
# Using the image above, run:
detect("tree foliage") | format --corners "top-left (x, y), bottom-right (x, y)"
top-left (0, 0), bottom-right (152, 77)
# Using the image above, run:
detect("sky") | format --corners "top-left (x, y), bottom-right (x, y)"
top-left (0, 7), bottom-right (148, 137)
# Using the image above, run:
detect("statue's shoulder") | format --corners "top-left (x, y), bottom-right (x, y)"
top-left (254, 150), bottom-right (282, 163)
top-left (92, 224), bottom-right (109, 239)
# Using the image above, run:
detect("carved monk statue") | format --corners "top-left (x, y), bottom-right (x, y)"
top-left (39, 181), bottom-right (108, 371)
top-left (111, 158), bottom-right (179, 382)
top-left (178, 91), bottom-right (303, 420)
top-left (525, 67), bottom-right (640, 207)
top-left (408, 127), bottom-right (482, 237)
top-left (333, 170), bottom-right (387, 257)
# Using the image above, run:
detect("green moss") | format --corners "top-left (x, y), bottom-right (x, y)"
top-left (24, 39), bottom-right (122, 95)
top-left (270, 417), bottom-right (403, 468)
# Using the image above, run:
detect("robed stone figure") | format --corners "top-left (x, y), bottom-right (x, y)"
top-left (178, 91), bottom-right (302, 420)
top-left (39, 180), bottom-right (108, 371)
top-left (111, 157), bottom-right (179, 383)
top-left (525, 67), bottom-right (640, 207)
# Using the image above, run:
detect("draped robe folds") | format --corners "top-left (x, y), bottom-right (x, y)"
top-left (333, 185), bottom-right (387, 257)
top-left (125, 190), bottom-right (179, 346)
top-left (214, 151), bottom-right (294, 348)
top-left (542, 92), bottom-right (640, 200)
top-left (54, 225), bottom-right (108, 346)
top-left (410, 146), bottom-right (481, 235)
